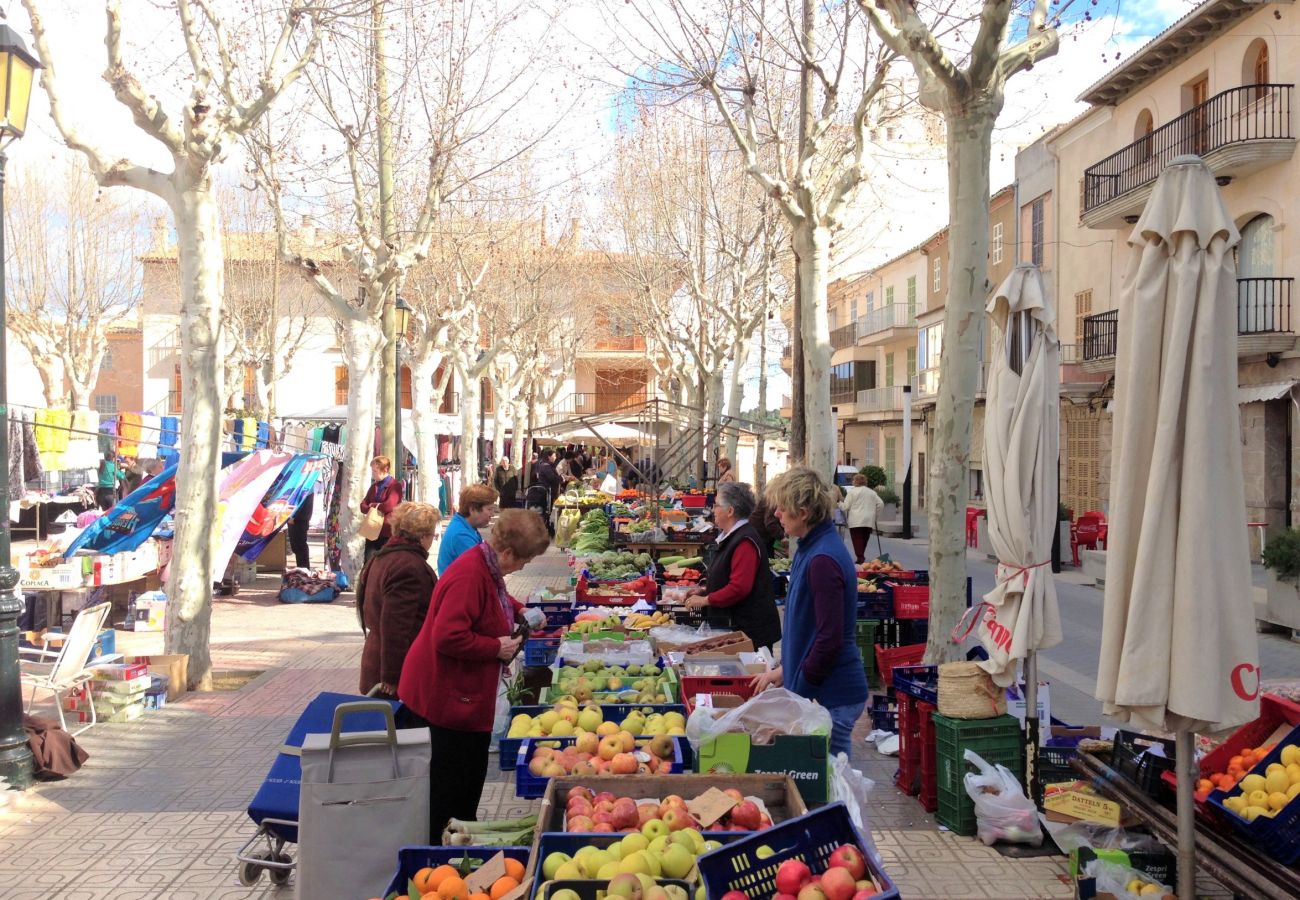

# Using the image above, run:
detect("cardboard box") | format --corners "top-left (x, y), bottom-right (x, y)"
top-left (256, 530), bottom-right (288, 574)
top-left (656, 631), bottom-right (755, 656)
top-left (130, 596), bottom-right (167, 632)
top-left (19, 562), bottom-right (85, 590)
top-left (1044, 782), bottom-right (1123, 827)
top-left (90, 662), bottom-right (148, 681)
top-left (125, 654), bottom-right (189, 701)
top-left (696, 733), bottom-right (830, 805)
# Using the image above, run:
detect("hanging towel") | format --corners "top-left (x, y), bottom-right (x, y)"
top-left (138, 413), bottom-right (161, 459)
top-left (239, 417), bottom-right (256, 451)
top-left (231, 417), bottom-right (244, 449)
top-left (66, 410), bottom-right (100, 470)
top-left (118, 412), bottom-right (143, 457)
top-left (160, 416), bottom-right (179, 448)
top-left (35, 409), bottom-right (72, 472)
top-left (310, 427), bottom-right (323, 452)
top-left (256, 421), bottom-right (270, 449)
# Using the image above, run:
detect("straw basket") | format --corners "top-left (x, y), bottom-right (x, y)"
top-left (937, 662), bottom-right (1006, 720)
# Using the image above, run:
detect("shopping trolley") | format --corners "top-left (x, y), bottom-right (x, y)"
top-left (233, 690), bottom-right (399, 886)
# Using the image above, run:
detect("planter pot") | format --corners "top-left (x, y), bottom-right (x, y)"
top-left (880, 503), bottom-right (898, 522)
top-left (1262, 570), bottom-right (1300, 631)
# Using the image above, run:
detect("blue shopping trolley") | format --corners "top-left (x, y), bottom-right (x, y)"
top-left (234, 690), bottom-right (400, 887)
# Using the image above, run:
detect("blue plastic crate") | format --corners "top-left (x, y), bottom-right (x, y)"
top-left (535, 832), bottom-right (744, 875)
top-left (695, 802), bottom-right (899, 900)
top-left (1207, 720), bottom-right (1300, 865)
top-left (535, 880), bottom-right (692, 900)
top-left (524, 636), bottom-right (563, 667)
top-left (855, 586), bottom-right (893, 619)
top-left (383, 846), bottom-right (530, 899)
top-left (494, 702), bottom-right (690, 772)
top-left (515, 735), bottom-right (688, 799)
top-left (529, 600), bottom-right (577, 629)
top-left (868, 693), bottom-right (897, 731)
top-left (893, 664), bottom-right (939, 706)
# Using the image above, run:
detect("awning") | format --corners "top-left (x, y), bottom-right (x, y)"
top-left (1237, 381), bottom-right (1296, 405)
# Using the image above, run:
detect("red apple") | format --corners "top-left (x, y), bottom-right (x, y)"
top-left (594, 791), bottom-right (616, 804)
top-left (729, 800), bottom-right (762, 831)
top-left (722, 788), bottom-right (744, 802)
top-left (566, 786), bottom-right (593, 803)
top-left (568, 815), bottom-right (594, 832)
top-left (797, 885), bottom-right (827, 900)
top-left (850, 892), bottom-right (878, 900)
top-left (759, 815), bottom-right (773, 829)
top-left (567, 798), bottom-right (593, 818)
top-left (828, 845), bottom-right (866, 881)
top-left (596, 800), bottom-right (616, 815)
top-left (776, 895), bottom-right (798, 900)
top-left (820, 866), bottom-right (856, 900)
top-left (593, 811), bottom-right (616, 826)
top-left (612, 797), bottom-right (639, 829)
top-left (775, 859), bottom-right (812, 895)
top-left (636, 804), bottom-right (660, 826)
top-left (720, 893), bottom-right (749, 900)
top-left (592, 822), bottom-right (615, 832)
top-left (661, 809), bottom-right (689, 831)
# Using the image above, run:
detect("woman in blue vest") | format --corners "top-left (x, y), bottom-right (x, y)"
top-left (751, 466), bottom-right (868, 755)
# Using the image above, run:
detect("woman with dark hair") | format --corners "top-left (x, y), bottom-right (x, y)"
top-left (360, 455), bottom-right (403, 561)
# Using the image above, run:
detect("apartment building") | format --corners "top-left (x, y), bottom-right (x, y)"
top-left (1042, 0), bottom-right (1299, 544)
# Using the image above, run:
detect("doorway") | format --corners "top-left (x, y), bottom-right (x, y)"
top-left (1183, 74), bottom-right (1210, 155)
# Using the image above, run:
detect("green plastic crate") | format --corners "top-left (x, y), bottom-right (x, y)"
top-left (855, 619), bottom-right (879, 686)
top-left (933, 712), bottom-right (1022, 836)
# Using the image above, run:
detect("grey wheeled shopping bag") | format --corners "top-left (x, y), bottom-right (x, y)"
top-left (296, 701), bottom-right (430, 900)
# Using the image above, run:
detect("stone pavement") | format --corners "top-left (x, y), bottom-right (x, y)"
top-left (0, 542), bottom-right (1230, 899)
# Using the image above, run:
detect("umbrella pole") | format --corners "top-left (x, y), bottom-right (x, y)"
top-left (1176, 730), bottom-right (1196, 899)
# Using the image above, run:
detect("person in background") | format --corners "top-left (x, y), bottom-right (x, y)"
top-left (752, 466), bottom-right (868, 756)
top-left (360, 455), bottom-right (403, 561)
top-left (839, 473), bottom-right (885, 565)
top-left (358, 502), bottom-right (440, 698)
top-left (288, 490), bottom-right (315, 569)
top-left (95, 451), bottom-right (123, 508)
top-left (685, 481), bottom-right (781, 651)
top-left (716, 457), bottom-right (737, 483)
top-left (121, 456), bottom-right (145, 495)
top-left (141, 458), bottom-right (166, 485)
top-left (437, 483), bottom-right (499, 575)
top-left (493, 457), bottom-right (520, 508)
top-left (568, 451), bottom-right (585, 481)
top-left (398, 509), bottom-right (551, 839)
top-left (750, 493), bottom-right (785, 560)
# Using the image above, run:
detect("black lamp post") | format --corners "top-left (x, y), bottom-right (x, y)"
top-left (0, 23), bottom-right (42, 792)
top-left (392, 295), bottom-right (411, 496)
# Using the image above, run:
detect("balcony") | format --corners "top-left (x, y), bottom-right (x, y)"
top-left (1238, 277), bottom-right (1296, 355)
top-left (856, 304), bottom-right (917, 345)
top-left (1081, 310), bottom-right (1118, 372)
top-left (910, 365), bottom-right (988, 403)
top-left (1082, 84), bottom-right (1295, 229)
top-left (584, 335), bottom-right (647, 353)
top-left (548, 391), bottom-right (650, 421)
top-left (857, 386), bottom-right (904, 414)
top-left (830, 322), bottom-right (858, 350)
top-left (148, 327), bottom-right (181, 369)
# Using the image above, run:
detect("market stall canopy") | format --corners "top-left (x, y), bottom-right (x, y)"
top-left (977, 264), bottom-right (1062, 687)
top-left (290, 407), bottom-right (493, 445)
top-left (1236, 381), bottom-right (1295, 405)
top-left (545, 422), bottom-right (654, 445)
top-left (1097, 155), bottom-right (1260, 735)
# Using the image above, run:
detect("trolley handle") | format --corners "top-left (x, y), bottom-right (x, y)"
top-left (325, 700), bottom-right (400, 782)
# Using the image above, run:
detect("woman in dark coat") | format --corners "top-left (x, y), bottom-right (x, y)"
top-left (398, 509), bottom-right (551, 839)
top-left (358, 502), bottom-right (440, 697)
top-left (360, 455), bottom-right (404, 561)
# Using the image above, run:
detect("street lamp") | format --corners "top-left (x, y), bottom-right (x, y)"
top-left (0, 23), bottom-right (42, 791)
top-left (392, 295), bottom-right (411, 496)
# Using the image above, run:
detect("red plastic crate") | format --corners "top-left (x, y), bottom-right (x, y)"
top-left (680, 676), bottom-right (755, 714)
top-left (918, 701), bottom-right (938, 812)
top-left (681, 494), bottom-right (708, 508)
top-left (890, 583), bottom-right (930, 619)
top-left (895, 693), bottom-right (921, 796)
top-left (1161, 692), bottom-right (1300, 813)
top-left (876, 642), bottom-right (927, 688)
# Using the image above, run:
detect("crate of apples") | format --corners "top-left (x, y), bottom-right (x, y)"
top-left (718, 849), bottom-right (882, 900)
top-left (564, 786), bottom-right (771, 835)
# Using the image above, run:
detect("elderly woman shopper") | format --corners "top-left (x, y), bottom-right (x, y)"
top-left (685, 482), bottom-right (782, 651)
top-left (358, 502), bottom-right (440, 698)
top-left (751, 466), bottom-right (868, 755)
top-left (438, 483), bottom-right (499, 575)
top-left (360, 455), bottom-right (403, 561)
top-left (839, 473), bottom-right (884, 565)
top-left (716, 457), bottom-right (737, 483)
top-left (398, 509), bottom-right (552, 838)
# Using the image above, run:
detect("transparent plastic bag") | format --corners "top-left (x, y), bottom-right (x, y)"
top-left (1087, 858), bottom-right (1174, 899)
top-left (686, 688), bottom-right (832, 751)
top-left (1047, 822), bottom-right (1165, 857)
top-left (962, 749), bottom-right (1042, 846)
top-left (829, 752), bottom-right (884, 871)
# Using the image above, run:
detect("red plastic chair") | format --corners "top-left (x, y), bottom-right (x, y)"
top-left (965, 507), bottom-right (982, 548)
top-left (1070, 512), bottom-right (1106, 566)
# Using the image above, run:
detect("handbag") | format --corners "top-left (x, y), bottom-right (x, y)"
top-left (359, 505), bottom-right (385, 542)
top-left (296, 701), bottom-right (430, 900)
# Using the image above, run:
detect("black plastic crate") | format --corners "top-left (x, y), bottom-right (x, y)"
top-left (868, 693), bottom-right (898, 731)
top-left (1034, 745), bottom-right (1080, 805)
top-left (1112, 730), bottom-right (1176, 795)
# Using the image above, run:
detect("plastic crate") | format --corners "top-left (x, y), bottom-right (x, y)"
top-left (855, 620), bottom-right (878, 685)
top-left (933, 712), bottom-right (1023, 835)
top-left (868, 693), bottom-right (897, 731)
top-left (695, 802), bottom-right (899, 900)
top-left (918, 702), bottom-right (938, 813)
top-left (1112, 730), bottom-right (1176, 795)
top-left (1034, 745), bottom-right (1080, 805)
top-left (856, 587), bottom-right (893, 619)
top-left (870, 617), bottom-right (929, 650)
top-left (875, 643), bottom-right (926, 688)
top-left (681, 494), bottom-right (708, 508)
top-left (524, 636), bottom-right (563, 667)
top-left (384, 846), bottom-right (530, 899)
top-left (493, 702), bottom-right (689, 771)
top-left (541, 683), bottom-right (678, 705)
top-left (529, 601), bottom-right (577, 629)
top-left (1207, 720), bottom-right (1300, 865)
top-left (680, 675), bottom-right (755, 709)
top-left (895, 693), bottom-right (920, 796)
top-left (515, 735), bottom-right (688, 799)
top-left (536, 880), bottom-right (692, 900)
top-left (889, 583), bottom-right (929, 619)
top-left (892, 664), bottom-right (938, 706)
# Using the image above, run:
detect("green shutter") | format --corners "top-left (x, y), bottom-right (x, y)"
top-left (885, 353), bottom-right (895, 387)
top-left (906, 347), bottom-right (917, 379)
top-left (907, 277), bottom-right (917, 318)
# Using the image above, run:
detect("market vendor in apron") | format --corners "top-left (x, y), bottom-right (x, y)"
top-left (685, 480), bottom-right (782, 652)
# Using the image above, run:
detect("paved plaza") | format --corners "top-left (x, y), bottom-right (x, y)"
top-left (2, 531), bottom-right (1286, 898)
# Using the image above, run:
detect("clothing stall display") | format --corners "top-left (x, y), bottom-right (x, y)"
top-left (66, 411), bottom-right (100, 471)
top-left (159, 416), bottom-right (179, 462)
top-left (117, 412), bottom-right (143, 457)
top-left (9, 413), bottom-right (43, 501)
top-left (138, 413), bottom-right (161, 460)
top-left (256, 421), bottom-right (271, 449)
top-left (34, 409), bottom-right (72, 472)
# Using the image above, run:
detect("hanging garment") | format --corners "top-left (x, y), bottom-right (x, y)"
top-left (256, 421), bottom-right (271, 449)
top-left (9, 416), bottom-right (25, 502)
top-left (137, 413), bottom-right (161, 459)
top-left (158, 416), bottom-right (180, 462)
top-left (35, 409), bottom-right (73, 472)
top-left (310, 426), bottom-right (323, 452)
top-left (22, 416), bottom-right (42, 484)
top-left (325, 460), bottom-right (344, 573)
top-left (66, 410), bottom-right (101, 470)
top-left (283, 423), bottom-right (308, 453)
top-left (240, 418), bottom-right (257, 451)
top-left (98, 419), bottom-right (118, 457)
top-left (118, 412), bottom-right (143, 457)
top-left (322, 424), bottom-right (341, 446)
top-left (231, 417), bottom-right (244, 449)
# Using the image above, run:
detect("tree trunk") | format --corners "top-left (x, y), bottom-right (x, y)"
top-left (67, 376), bottom-right (94, 412)
top-left (410, 351), bottom-right (441, 505)
top-left (724, 335), bottom-right (749, 462)
top-left (375, 0), bottom-right (398, 464)
top-left (705, 369), bottom-right (725, 477)
top-left (794, 221), bottom-right (834, 474)
top-left (338, 317), bottom-right (385, 578)
top-left (460, 368), bottom-right (482, 496)
top-left (164, 186), bottom-right (226, 691)
top-left (510, 399), bottom-right (529, 472)
top-left (756, 310), bottom-right (769, 489)
top-left (33, 356), bottom-right (63, 408)
top-left (925, 105), bottom-right (996, 665)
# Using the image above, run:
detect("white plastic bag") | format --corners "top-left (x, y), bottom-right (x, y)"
top-left (962, 749), bottom-right (1042, 846)
top-left (1087, 858), bottom-right (1174, 899)
top-left (686, 688), bottom-right (832, 751)
top-left (829, 752), bottom-right (884, 871)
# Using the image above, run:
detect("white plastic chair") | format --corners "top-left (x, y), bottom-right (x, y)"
top-left (19, 601), bottom-right (111, 736)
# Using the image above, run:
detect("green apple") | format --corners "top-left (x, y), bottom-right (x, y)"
top-left (679, 827), bottom-right (704, 854)
top-left (660, 843), bottom-right (696, 880)
top-left (575, 845), bottom-right (602, 862)
top-left (642, 819), bottom-right (670, 841)
top-left (621, 833), bottom-right (650, 857)
top-left (552, 891), bottom-right (582, 900)
top-left (554, 860), bottom-right (585, 881)
top-left (755, 845), bottom-right (775, 859)
top-left (642, 850), bottom-right (662, 878)
top-left (618, 851), bottom-right (652, 876)
top-left (581, 850), bottom-right (612, 877)
top-left (607, 873), bottom-right (643, 900)
top-left (649, 835), bottom-right (671, 856)
top-left (542, 851), bottom-right (571, 880)
top-left (702, 840), bottom-right (723, 852)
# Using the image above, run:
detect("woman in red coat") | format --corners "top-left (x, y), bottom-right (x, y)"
top-left (398, 508), bottom-right (552, 838)
top-left (358, 502), bottom-right (440, 698)
top-left (360, 455), bottom-right (403, 561)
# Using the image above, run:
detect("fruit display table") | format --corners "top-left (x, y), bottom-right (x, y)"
top-left (618, 540), bottom-right (711, 559)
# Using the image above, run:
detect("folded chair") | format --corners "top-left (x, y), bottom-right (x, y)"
top-left (19, 601), bottom-right (111, 736)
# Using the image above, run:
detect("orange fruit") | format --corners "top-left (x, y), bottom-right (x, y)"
top-left (438, 876), bottom-right (470, 900)
top-left (470, 893), bottom-right (490, 900)
top-left (1197, 778), bottom-right (1213, 793)
top-left (417, 866), bottom-right (459, 895)
top-left (1230, 755), bottom-right (1244, 769)
top-left (503, 859), bottom-right (526, 882)
top-left (490, 877), bottom-right (520, 900)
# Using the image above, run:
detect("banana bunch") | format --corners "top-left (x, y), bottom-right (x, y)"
top-left (623, 611), bottom-right (672, 630)
top-left (569, 616), bottom-right (625, 635)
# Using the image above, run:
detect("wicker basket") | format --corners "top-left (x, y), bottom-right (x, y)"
top-left (937, 661), bottom-right (1007, 720)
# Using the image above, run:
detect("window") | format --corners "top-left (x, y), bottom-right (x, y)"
top-left (906, 276), bottom-right (917, 318)
top-left (1031, 197), bottom-right (1045, 267)
top-left (1239, 214), bottom-right (1278, 332)
top-left (1245, 40), bottom-right (1269, 98)
top-left (101, 348), bottom-right (115, 370)
top-left (1074, 289), bottom-right (1093, 347)
top-left (885, 353), bottom-right (895, 387)
top-left (991, 222), bottom-right (1004, 265)
top-left (906, 347), bottom-right (917, 380)
top-left (924, 323), bottom-right (944, 369)
top-left (850, 298), bottom-right (858, 323)
top-left (884, 436), bottom-right (897, 486)
top-left (1134, 109), bottom-right (1155, 161)
top-left (830, 362), bottom-right (856, 402)
top-left (933, 257), bottom-right (942, 292)
top-left (917, 330), bottom-right (926, 369)
top-left (885, 285), bottom-right (895, 306)
top-left (335, 366), bottom-right (349, 405)
top-left (864, 434), bottom-right (876, 465)
top-left (969, 468), bottom-right (984, 502)
top-left (1064, 404), bottom-right (1102, 513)
top-left (865, 290), bottom-right (874, 311)
top-left (94, 394), bottom-right (118, 415)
